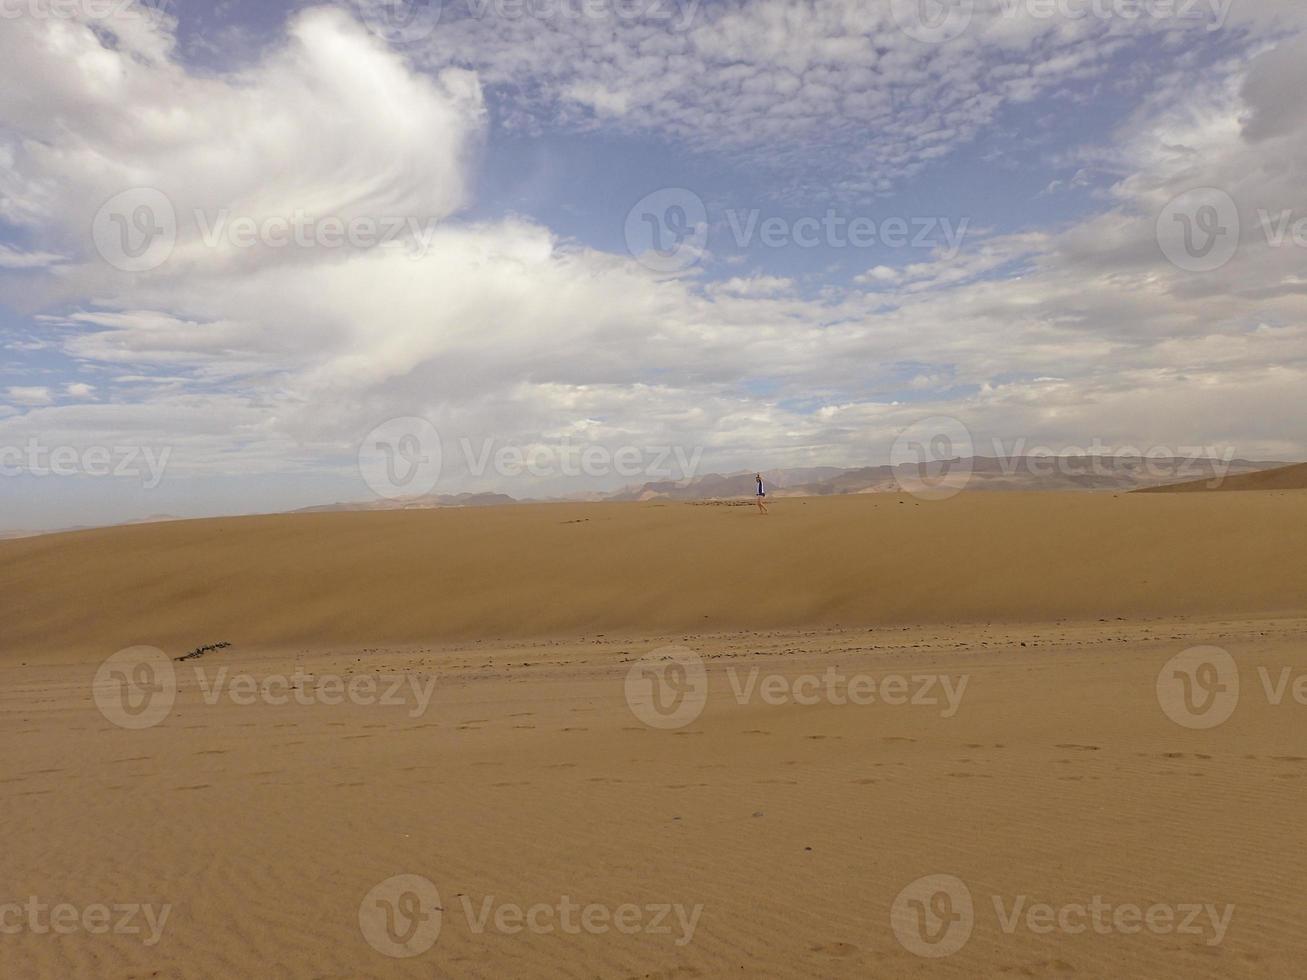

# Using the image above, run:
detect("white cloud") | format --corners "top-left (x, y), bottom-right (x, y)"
top-left (0, 1), bottom-right (1305, 526)
top-left (409, 0), bottom-right (1270, 197)
top-left (6, 386), bottom-right (53, 406)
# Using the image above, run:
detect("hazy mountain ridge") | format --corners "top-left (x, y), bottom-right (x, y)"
top-left (5, 458), bottom-right (1294, 538)
top-left (317, 456), bottom-right (1294, 512)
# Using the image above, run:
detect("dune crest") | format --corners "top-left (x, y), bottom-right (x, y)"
top-left (1136, 461), bottom-right (1307, 493)
top-left (3, 492), bottom-right (1306, 662)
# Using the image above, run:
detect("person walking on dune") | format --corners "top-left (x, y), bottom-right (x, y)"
top-left (755, 473), bottom-right (769, 514)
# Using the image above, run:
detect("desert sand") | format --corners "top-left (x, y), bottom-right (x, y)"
top-left (1137, 461), bottom-right (1307, 493)
top-left (2, 492), bottom-right (1306, 978)
top-left (3, 491), bottom-right (1307, 661)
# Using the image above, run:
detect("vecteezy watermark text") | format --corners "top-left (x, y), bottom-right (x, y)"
top-left (624, 647), bottom-right (969, 729)
top-left (623, 188), bottom-right (970, 273)
top-left (358, 416), bottom-right (705, 500)
top-left (990, 438), bottom-right (1237, 483)
top-left (0, 440), bottom-right (170, 489)
top-left (92, 646), bottom-right (437, 729)
top-left (0, 898), bottom-right (171, 947)
top-left (890, 414), bottom-right (1245, 501)
top-left (725, 667), bottom-right (968, 717)
top-left (358, 874), bottom-right (702, 958)
top-left (91, 188), bottom-right (443, 273)
top-left (891, 874), bottom-right (1233, 958)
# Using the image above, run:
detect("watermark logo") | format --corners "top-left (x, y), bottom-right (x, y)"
top-left (358, 420), bottom-right (705, 498)
top-left (355, 0), bottom-right (443, 44)
top-left (891, 0), bottom-right (975, 43)
top-left (624, 188), bottom-right (709, 274)
top-left (359, 874), bottom-right (443, 958)
top-left (359, 875), bottom-right (702, 952)
top-left (891, 416), bottom-right (974, 500)
top-left (1157, 187), bottom-right (1240, 273)
top-left (91, 187), bottom-right (177, 273)
top-left (892, 874), bottom-right (1234, 958)
top-left (359, 417), bottom-right (443, 500)
top-left (92, 646), bottom-right (177, 730)
top-left (624, 646), bottom-right (708, 729)
top-left (891, 874), bottom-right (975, 958)
top-left (192, 209), bottom-right (440, 256)
top-left (1156, 646), bottom-right (1239, 729)
top-left (93, 650), bottom-right (438, 730)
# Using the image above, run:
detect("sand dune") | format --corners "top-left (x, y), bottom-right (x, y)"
top-left (3, 492), bottom-right (1307, 977)
top-left (2, 491), bottom-right (1306, 663)
top-left (1138, 461), bottom-right (1307, 493)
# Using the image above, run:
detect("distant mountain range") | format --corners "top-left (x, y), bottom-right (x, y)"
top-left (6, 457), bottom-right (1296, 539)
top-left (297, 456), bottom-right (1294, 512)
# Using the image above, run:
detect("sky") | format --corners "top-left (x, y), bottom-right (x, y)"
top-left (1, 0), bottom-right (1306, 530)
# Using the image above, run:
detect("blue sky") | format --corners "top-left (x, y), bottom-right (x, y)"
top-left (2, 0), bottom-right (1306, 530)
